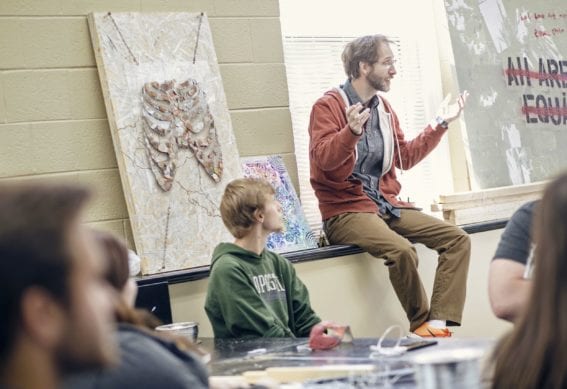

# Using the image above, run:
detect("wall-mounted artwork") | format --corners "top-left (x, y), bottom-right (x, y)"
top-left (88, 12), bottom-right (241, 274)
top-left (445, 0), bottom-right (567, 189)
top-left (242, 156), bottom-right (317, 253)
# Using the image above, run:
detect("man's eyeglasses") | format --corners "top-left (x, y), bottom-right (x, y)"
top-left (378, 59), bottom-right (397, 68)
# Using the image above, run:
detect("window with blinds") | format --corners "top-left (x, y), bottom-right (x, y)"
top-left (280, 1), bottom-right (454, 238)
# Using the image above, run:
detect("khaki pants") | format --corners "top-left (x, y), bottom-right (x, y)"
top-left (324, 210), bottom-right (471, 331)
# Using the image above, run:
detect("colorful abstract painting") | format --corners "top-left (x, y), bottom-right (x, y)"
top-left (242, 156), bottom-right (317, 253)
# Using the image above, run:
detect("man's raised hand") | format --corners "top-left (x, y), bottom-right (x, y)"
top-left (437, 90), bottom-right (469, 124)
top-left (346, 103), bottom-right (370, 135)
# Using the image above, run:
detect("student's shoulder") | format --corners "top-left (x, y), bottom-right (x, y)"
top-left (313, 89), bottom-right (343, 108)
top-left (510, 200), bottom-right (538, 225)
top-left (519, 200), bottom-right (538, 214)
top-left (115, 326), bottom-right (208, 388)
top-left (211, 253), bottom-right (244, 271)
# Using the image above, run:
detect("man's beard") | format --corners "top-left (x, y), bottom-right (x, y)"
top-left (367, 73), bottom-right (389, 92)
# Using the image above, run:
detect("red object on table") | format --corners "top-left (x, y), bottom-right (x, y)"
top-left (308, 321), bottom-right (352, 350)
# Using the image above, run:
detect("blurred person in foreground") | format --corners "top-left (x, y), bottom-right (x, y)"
top-left (0, 183), bottom-right (118, 389)
top-left (489, 200), bottom-right (538, 322)
top-left (491, 173), bottom-right (567, 388)
top-left (64, 230), bottom-right (209, 389)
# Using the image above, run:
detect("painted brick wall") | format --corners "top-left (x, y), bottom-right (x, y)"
top-left (0, 0), bottom-right (295, 247)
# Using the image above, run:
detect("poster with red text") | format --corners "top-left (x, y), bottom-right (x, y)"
top-left (445, 0), bottom-right (567, 188)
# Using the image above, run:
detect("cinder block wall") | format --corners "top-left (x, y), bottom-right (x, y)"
top-left (0, 0), bottom-right (294, 247)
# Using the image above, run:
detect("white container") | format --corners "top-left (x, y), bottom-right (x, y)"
top-left (155, 321), bottom-right (199, 342)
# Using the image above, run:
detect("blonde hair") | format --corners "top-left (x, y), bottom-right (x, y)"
top-left (220, 178), bottom-right (276, 239)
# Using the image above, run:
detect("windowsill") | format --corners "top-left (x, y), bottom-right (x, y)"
top-left (136, 218), bottom-right (506, 286)
top-left (434, 182), bottom-right (544, 225)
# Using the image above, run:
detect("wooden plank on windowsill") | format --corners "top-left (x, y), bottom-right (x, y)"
top-left (432, 181), bottom-right (546, 224)
top-left (435, 181), bottom-right (546, 206)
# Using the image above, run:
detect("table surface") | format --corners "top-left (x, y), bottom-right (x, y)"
top-left (199, 336), bottom-right (495, 386)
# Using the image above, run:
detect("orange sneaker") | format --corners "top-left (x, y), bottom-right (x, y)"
top-left (412, 322), bottom-right (452, 338)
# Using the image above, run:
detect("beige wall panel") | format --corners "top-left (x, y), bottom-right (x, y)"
top-left (76, 169), bottom-right (128, 222)
top-left (0, 174), bottom-right (76, 192)
top-left (230, 107), bottom-right (293, 155)
top-left (0, 0), bottom-right (140, 16)
top-left (0, 171), bottom-right (75, 183)
top-left (0, 19), bottom-right (25, 69)
top-left (213, 0), bottom-right (279, 17)
top-left (169, 277), bottom-right (209, 326)
top-left (64, 1), bottom-right (141, 15)
top-left (209, 17), bottom-right (284, 63)
top-left (8, 169), bottom-right (126, 223)
top-left (140, 0), bottom-right (215, 14)
top-left (0, 0), bottom-right (61, 16)
top-left (87, 219), bottom-right (126, 240)
top-left (5, 17), bottom-right (94, 69)
top-left (209, 18), bottom-right (253, 63)
top-left (220, 64), bottom-right (288, 109)
top-left (0, 119), bottom-right (116, 178)
top-left (4, 68), bottom-right (106, 122)
top-left (250, 18), bottom-right (284, 63)
top-left (0, 75), bottom-right (6, 123)
top-left (0, 0), bottom-right (275, 17)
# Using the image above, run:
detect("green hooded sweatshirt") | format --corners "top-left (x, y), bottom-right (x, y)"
top-left (205, 242), bottom-right (321, 338)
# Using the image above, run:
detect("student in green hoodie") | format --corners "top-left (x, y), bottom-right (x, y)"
top-left (205, 178), bottom-right (322, 338)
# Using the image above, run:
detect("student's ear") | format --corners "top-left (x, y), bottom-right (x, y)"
top-left (20, 286), bottom-right (66, 349)
top-left (253, 208), bottom-right (264, 223)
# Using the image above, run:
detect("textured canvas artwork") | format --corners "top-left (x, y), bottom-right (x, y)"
top-left (242, 156), bottom-right (317, 253)
top-left (142, 79), bottom-right (223, 191)
top-left (89, 12), bottom-right (241, 274)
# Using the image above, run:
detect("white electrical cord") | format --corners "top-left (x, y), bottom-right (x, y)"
top-left (370, 325), bottom-right (408, 358)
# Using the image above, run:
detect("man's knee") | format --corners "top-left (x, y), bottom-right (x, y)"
top-left (444, 230), bottom-right (471, 267)
top-left (377, 242), bottom-right (418, 268)
top-left (445, 227), bottom-right (471, 252)
top-left (454, 230), bottom-right (471, 252)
